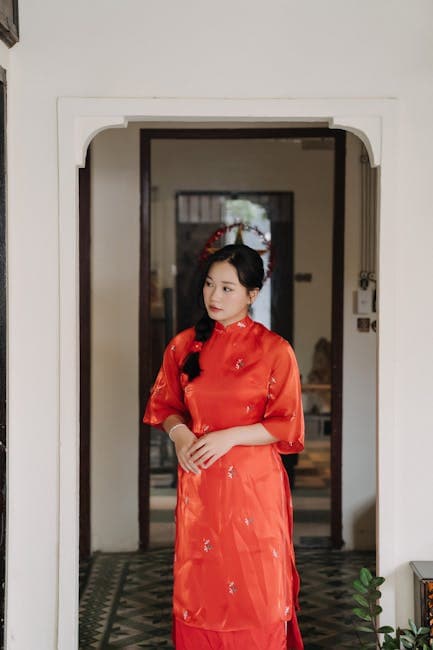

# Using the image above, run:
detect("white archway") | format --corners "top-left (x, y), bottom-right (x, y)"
top-left (57, 96), bottom-right (399, 649)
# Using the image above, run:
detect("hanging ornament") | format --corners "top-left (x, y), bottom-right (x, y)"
top-left (199, 222), bottom-right (274, 280)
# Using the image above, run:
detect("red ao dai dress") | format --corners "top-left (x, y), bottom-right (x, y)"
top-left (143, 315), bottom-right (305, 650)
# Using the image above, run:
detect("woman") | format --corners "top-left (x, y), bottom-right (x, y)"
top-left (143, 244), bottom-right (304, 650)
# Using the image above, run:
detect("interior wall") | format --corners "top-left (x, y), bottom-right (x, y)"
top-left (342, 133), bottom-right (377, 549)
top-left (90, 128), bottom-right (140, 551)
top-left (90, 125), bottom-right (375, 552)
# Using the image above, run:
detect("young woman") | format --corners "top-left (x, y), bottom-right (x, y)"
top-left (143, 244), bottom-right (304, 650)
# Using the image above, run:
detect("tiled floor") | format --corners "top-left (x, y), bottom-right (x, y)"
top-left (79, 547), bottom-right (375, 648)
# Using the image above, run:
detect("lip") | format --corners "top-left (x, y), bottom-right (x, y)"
top-left (209, 306), bottom-right (223, 312)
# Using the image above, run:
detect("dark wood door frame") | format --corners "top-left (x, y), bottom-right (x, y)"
top-left (0, 65), bottom-right (7, 650)
top-left (79, 146), bottom-right (92, 559)
top-left (331, 131), bottom-right (346, 549)
top-left (139, 127), bottom-right (346, 550)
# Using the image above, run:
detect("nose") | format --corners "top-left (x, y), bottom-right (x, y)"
top-left (209, 285), bottom-right (222, 301)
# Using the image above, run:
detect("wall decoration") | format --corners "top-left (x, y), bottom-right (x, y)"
top-left (199, 222), bottom-right (274, 280)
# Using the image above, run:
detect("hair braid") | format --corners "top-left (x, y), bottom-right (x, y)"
top-left (181, 313), bottom-right (215, 381)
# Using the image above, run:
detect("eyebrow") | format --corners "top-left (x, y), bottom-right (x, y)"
top-left (206, 274), bottom-right (237, 286)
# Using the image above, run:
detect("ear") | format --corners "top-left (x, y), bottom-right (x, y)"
top-left (248, 288), bottom-right (260, 304)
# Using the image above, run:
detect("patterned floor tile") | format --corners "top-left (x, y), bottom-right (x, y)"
top-left (79, 547), bottom-right (375, 649)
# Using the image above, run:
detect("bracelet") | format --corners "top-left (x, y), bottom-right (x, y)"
top-left (168, 422), bottom-right (187, 441)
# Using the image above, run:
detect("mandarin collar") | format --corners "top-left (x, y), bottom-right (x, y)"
top-left (214, 315), bottom-right (254, 333)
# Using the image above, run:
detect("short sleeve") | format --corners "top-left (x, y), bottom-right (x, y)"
top-left (260, 340), bottom-right (305, 454)
top-left (142, 337), bottom-right (189, 430)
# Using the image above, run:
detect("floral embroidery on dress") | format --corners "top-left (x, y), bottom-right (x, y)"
top-left (151, 374), bottom-right (165, 395)
top-left (272, 547), bottom-right (279, 558)
top-left (191, 340), bottom-right (203, 353)
top-left (228, 581), bottom-right (238, 595)
top-left (244, 517), bottom-right (254, 526)
top-left (234, 358), bottom-right (245, 370)
top-left (227, 465), bottom-right (237, 479)
top-left (245, 403), bottom-right (255, 413)
top-left (284, 605), bottom-right (291, 616)
top-left (170, 345), bottom-right (176, 351)
top-left (236, 320), bottom-right (247, 328)
top-left (183, 609), bottom-right (190, 621)
top-left (183, 496), bottom-right (189, 505)
top-left (203, 538), bottom-right (213, 552)
top-left (202, 424), bottom-right (210, 433)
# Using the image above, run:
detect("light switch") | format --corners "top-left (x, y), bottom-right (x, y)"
top-left (356, 288), bottom-right (372, 314)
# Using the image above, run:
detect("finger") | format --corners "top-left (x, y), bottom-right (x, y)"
top-left (190, 448), bottom-right (209, 463)
top-left (181, 454), bottom-right (201, 474)
top-left (183, 447), bottom-right (203, 466)
top-left (188, 439), bottom-right (206, 454)
top-left (192, 450), bottom-right (213, 464)
top-left (201, 455), bottom-right (217, 469)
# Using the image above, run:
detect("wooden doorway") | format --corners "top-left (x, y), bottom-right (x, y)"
top-left (78, 127), bottom-right (346, 553)
top-left (138, 128), bottom-right (346, 550)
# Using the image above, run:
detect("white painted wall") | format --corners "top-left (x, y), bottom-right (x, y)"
top-left (342, 134), bottom-right (377, 550)
top-left (5, 0), bottom-right (433, 647)
top-left (90, 128), bottom-right (140, 551)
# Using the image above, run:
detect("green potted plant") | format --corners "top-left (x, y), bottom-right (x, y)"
top-left (352, 568), bottom-right (432, 649)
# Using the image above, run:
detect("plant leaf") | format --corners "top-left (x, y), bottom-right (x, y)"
top-left (372, 604), bottom-right (383, 615)
top-left (378, 626), bottom-right (395, 633)
top-left (353, 594), bottom-right (370, 607)
top-left (356, 625), bottom-right (375, 633)
top-left (353, 607), bottom-right (372, 621)
top-left (360, 568), bottom-right (373, 586)
top-left (408, 618), bottom-right (417, 635)
top-left (371, 576), bottom-right (386, 587)
top-left (353, 579), bottom-right (369, 594)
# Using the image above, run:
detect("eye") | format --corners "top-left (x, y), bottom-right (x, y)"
top-left (205, 280), bottom-right (213, 287)
top-left (223, 286), bottom-right (233, 292)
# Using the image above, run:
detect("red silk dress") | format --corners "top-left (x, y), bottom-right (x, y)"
top-left (143, 315), bottom-right (304, 649)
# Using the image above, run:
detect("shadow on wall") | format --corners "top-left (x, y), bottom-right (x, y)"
top-left (353, 499), bottom-right (376, 550)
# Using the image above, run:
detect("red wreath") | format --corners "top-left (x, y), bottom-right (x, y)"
top-left (199, 222), bottom-right (274, 280)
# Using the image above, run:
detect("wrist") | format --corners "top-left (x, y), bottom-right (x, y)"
top-left (168, 422), bottom-right (188, 441)
top-left (225, 427), bottom-right (241, 446)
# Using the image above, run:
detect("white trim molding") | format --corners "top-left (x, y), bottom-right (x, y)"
top-left (56, 96), bottom-right (399, 649)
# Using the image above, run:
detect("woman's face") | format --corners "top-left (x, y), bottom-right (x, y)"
top-left (203, 260), bottom-right (258, 327)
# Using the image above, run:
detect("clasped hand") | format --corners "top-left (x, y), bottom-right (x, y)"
top-left (177, 430), bottom-right (234, 473)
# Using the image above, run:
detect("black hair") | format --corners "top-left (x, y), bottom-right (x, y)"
top-left (181, 244), bottom-right (264, 381)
